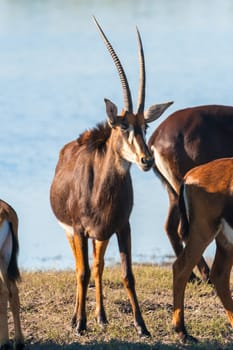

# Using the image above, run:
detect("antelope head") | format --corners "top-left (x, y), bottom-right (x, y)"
top-left (94, 17), bottom-right (173, 171)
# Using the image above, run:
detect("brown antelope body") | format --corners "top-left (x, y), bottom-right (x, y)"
top-left (173, 157), bottom-right (233, 342)
top-left (148, 105), bottom-right (233, 281)
top-left (0, 200), bottom-right (24, 350)
top-left (50, 18), bottom-right (172, 336)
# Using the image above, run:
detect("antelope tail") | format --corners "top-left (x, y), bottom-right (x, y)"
top-left (7, 222), bottom-right (21, 282)
top-left (178, 183), bottom-right (190, 240)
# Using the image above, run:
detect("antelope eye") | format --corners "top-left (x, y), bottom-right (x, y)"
top-left (120, 123), bottom-right (129, 131)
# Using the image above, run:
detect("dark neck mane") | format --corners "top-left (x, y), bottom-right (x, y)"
top-left (77, 122), bottom-right (111, 154)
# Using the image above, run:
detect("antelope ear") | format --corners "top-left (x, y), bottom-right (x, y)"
top-left (144, 101), bottom-right (174, 123)
top-left (104, 98), bottom-right (118, 127)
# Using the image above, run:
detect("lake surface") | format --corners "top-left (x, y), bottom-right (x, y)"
top-left (0, 0), bottom-right (233, 270)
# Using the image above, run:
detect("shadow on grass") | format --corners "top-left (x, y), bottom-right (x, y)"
top-left (26, 339), bottom-right (233, 350)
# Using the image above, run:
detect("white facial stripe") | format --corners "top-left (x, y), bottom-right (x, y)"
top-left (133, 136), bottom-right (143, 155)
top-left (121, 141), bottom-right (137, 163)
top-left (151, 146), bottom-right (179, 193)
top-left (58, 221), bottom-right (74, 236)
top-left (131, 126), bottom-right (147, 155)
top-left (221, 219), bottom-right (233, 245)
top-left (121, 124), bottom-right (148, 167)
top-left (128, 124), bottom-right (134, 144)
top-left (121, 124), bottom-right (136, 163)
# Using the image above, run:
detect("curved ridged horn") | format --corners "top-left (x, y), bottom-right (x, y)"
top-left (136, 27), bottom-right (145, 114)
top-left (93, 16), bottom-right (133, 113)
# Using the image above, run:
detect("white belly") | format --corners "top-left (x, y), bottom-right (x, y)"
top-left (58, 221), bottom-right (74, 236)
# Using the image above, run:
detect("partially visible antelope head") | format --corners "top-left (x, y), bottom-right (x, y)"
top-left (94, 17), bottom-right (173, 172)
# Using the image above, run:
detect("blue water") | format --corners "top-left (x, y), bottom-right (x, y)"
top-left (0, 0), bottom-right (233, 270)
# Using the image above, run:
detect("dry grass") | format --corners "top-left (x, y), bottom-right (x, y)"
top-left (8, 264), bottom-right (233, 349)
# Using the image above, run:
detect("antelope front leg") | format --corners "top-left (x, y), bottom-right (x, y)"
top-left (117, 223), bottom-right (150, 337)
top-left (8, 281), bottom-right (24, 350)
top-left (165, 193), bottom-right (184, 257)
top-left (66, 230), bottom-right (90, 335)
top-left (0, 281), bottom-right (9, 350)
top-left (92, 239), bottom-right (109, 326)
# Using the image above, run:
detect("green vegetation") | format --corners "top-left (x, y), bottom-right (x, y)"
top-left (13, 265), bottom-right (233, 349)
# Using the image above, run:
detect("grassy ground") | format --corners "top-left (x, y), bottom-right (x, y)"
top-left (9, 264), bottom-right (233, 349)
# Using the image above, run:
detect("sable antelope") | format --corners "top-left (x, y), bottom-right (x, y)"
top-left (0, 200), bottom-right (24, 350)
top-left (148, 105), bottom-right (233, 282)
top-left (173, 157), bottom-right (233, 342)
top-left (50, 17), bottom-right (172, 336)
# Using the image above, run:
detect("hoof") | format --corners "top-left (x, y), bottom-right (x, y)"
top-left (136, 324), bottom-right (151, 337)
top-left (75, 319), bottom-right (87, 336)
top-left (97, 314), bottom-right (108, 327)
top-left (179, 332), bottom-right (198, 344)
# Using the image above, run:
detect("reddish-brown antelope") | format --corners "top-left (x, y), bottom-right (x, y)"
top-left (0, 200), bottom-right (24, 350)
top-left (50, 17), bottom-right (172, 336)
top-left (173, 157), bottom-right (233, 342)
top-left (148, 105), bottom-right (233, 282)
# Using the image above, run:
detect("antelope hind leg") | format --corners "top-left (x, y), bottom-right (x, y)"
top-left (117, 223), bottom-right (150, 337)
top-left (92, 239), bottom-right (109, 326)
